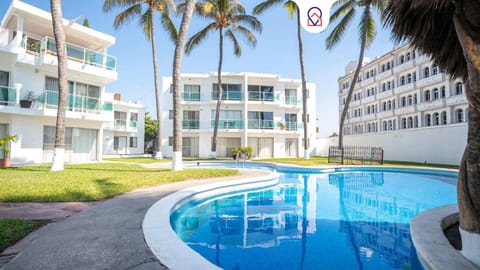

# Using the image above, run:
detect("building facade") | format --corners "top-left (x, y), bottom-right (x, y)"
top-left (331, 43), bottom-right (468, 164)
top-left (161, 73), bottom-right (317, 159)
top-left (0, 0), bottom-right (144, 164)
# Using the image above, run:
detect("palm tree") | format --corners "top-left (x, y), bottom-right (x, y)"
top-left (171, 0), bottom-right (196, 170)
top-left (253, 1), bottom-right (310, 159)
top-left (326, 0), bottom-right (386, 151)
top-left (103, 0), bottom-right (177, 160)
top-left (183, 0), bottom-right (261, 158)
top-left (385, 0), bottom-right (480, 266)
top-left (50, 0), bottom-right (67, 172)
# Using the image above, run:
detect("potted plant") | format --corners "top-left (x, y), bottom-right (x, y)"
top-left (0, 135), bottom-right (17, 167)
top-left (278, 121), bottom-right (286, 130)
top-left (20, 91), bottom-right (35, 108)
top-left (240, 146), bottom-right (253, 160)
top-left (231, 147), bottom-right (241, 160)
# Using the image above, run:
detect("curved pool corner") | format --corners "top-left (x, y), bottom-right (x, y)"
top-left (142, 169), bottom-right (280, 270)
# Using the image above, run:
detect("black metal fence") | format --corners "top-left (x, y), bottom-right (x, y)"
top-left (328, 145), bottom-right (384, 165)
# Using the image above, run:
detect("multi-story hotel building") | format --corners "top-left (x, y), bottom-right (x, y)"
top-left (0, 0), bottom-right (144, 164)
top-left (161, 73), bottom-right (317, 158)
top-left (332, 43), bottom-right (468, 164)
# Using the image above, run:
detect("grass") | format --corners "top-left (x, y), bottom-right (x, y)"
top-left (0, 219), bottom-right (37, 252)
top-left (0, 163), bottom-right (238, 202)
top-left (255, 157), bottom-right (459, 169)
top-left (102, 157), bottom-right (171, 163)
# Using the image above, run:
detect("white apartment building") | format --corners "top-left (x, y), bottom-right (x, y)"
top-left (161, 73), bottom-right (317, 159)
top-left (0, 0), bottom-right (144, 165)
top-left (331, 43), bottom-right (468, 164)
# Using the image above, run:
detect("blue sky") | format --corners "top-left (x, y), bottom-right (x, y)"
top-left (0, 0), bottom-right (399, 137)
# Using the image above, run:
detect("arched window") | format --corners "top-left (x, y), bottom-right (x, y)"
top-left (381, 64), bottom-right (385, 72)
top-left (414, 93), bottom-right (418, 104)
top-left (433, 88), bottom-right (439, 100)
top-left (401, 96), bottom-right (406, 107)
top-left (413, 72), bottom-right (417, 81)
top-left (408, 95), bottom-right (413, 105)
top-left (406, 52), bottom-right (411, 61)
top-left (387, 81), bottom-right (392, 90)
top-left (402, 118), bottom-right (407, 129)
top-left (367, 123), bottom-right (371, 132)
top-left (387, 62), bottom-right (391, 70)
top-left (455, 82), bottom-right (463, 95)
top-left (433, 112), bottom-right (440, 125)
top-left (426, 114), bottom-right (432, 126)
top-left (414, 116), bottom-right (419, 128)
top-left (407, 73), bottom-right (412, 84)
top-left (441, 111), bottom-right (447, 125)
top-left (367, 106), bottom-right (371, 114)
top-left (383, 102), bottom-right (387, 111)
top-left (400, 55), bottom-right (405, 64)
top-left (457, 109), bottom-right (464, 123)
top-left (388, 100), bottom-right (392, 110)
top-left (425, 90), bottom-right (431, 102)
top-left (424, 67), bottom-right (430, 78)
top-left (382, 83), bottom-right (386, 92)
top-left (432, 64), bottom-right (438, 75)
top-left (388, 120), bottom-right (393, 130)
top-left (383, 121), bottom-right (388, 131)
top-left (400, 76), bottom-right (405, 86)
top-left (441, 86), bottom-right (446, 98)
top-left (408, 117), bottom-right (413, 128)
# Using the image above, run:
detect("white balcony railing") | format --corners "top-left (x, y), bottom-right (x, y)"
top-left (416, 99), bottom-right (446, 111)
top-left (446, 95), bottom-right (467, 106)
top-left (394, 106), bottom-right (416, 115)
top-left (416, 74), bottom-right (444, 88)
top-left (394, 83), bottom-right (415, 95)
top-left (393, 60), bottom-right (415, 73)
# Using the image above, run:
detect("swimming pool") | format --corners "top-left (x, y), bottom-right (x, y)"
top-left (170, 164), bottom-right (457, 270)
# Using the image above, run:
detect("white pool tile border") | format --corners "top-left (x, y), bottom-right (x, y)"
top-left (142, 170), bottom-right (280, 270)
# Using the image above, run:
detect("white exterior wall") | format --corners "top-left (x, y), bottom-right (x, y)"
top-left (161, 73), bottom-right (316, 159)
top-left (316, 123), bottom-right (467, 165)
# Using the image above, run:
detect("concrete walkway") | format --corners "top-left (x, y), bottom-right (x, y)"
top-left (1, 169), bottom-right (265, 270)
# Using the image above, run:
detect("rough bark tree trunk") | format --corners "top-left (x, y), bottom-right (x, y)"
top-left (50, 0), bottom-right (67, 172)
top-left (296, 7), bottom-right (309, 159)
top-left (211, 27), bottom-right (224, 158)
top-left (151, 6), bottom-right (163, 160)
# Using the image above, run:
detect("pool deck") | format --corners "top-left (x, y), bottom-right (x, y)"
top-left (1, 168), bottom-right (269, 270)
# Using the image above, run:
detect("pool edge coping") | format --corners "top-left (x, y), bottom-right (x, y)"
top-left (142, 169), bottom-right (280, 270)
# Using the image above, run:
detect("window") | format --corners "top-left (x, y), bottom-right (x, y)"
top-left (424, 67), bottom-right (430, 78)
top-left (387, 100), bottom-right (392, 110)
top-left (408, 95), bottom-right (413, 106)
top-left (441, 86), bottom-right (446, 98)
top-left (211, 110), bottom-right (242, 129)
top-left (183, 110), bottom-right (200, 129)
top-left (407, 74), bottom-right (412, 84)
top-left (406, 52), bottom-right (411, 61)
top-left (402, 118), bottom-right (407, 129)
top-left (425, 114), bottom-right (432, 126)
top-left (381, 64), bottom-right (385, 72)
top-left (433, 88), bottom-right (439, 100)
top-left (130, 112), bottom-right (138, 121)
top-left (285, 114), bottom-right (298, 131)
top-left (408, 117), bottom-right (413, 128)
top-left (432, 65), bottom-right (438, 75)
top-left (424, 90), bottom-right (431, 102)
top-left (248, 85), bottom-right (274, 101)
top-left (383, 121), bottom-right (387, 131)
top-left (114, 111), bottom-right (127, 128)
top-left (441, 111), bottom-right (447, 125)
top-left (285, 89), bottom-right (297, 104)
top-left (248, 111), bottom-right (274, 129)
top-left (414, 94), bottom-right (418, 104)
top-left (401, 97), bottom-right (406, 107)
top-left (387, 62), bottom-right (391, 70)
top-left (183, 84), bottom-right (201, 101)
top-left (213, 83), bottom-right (242, 100)
top-left (382, 102), bottom-right (387, 111)
top-left (414, 116), bottom-right (419, 128)
top-left (129, 137), bottom-right (138, 148)
top-left (400, 76), bottom-right (405, 86)
top-left (457, 109), bottom-right (464, 123)
top-left (433, 112), bottom-right (440, 125)
top-left (43, 126), bottom-right (73, 150)
top-left (169, 110), bottom-right (174, 119)
top-left (400, 55), bottom-right (405, 64)
top-left (455, 82), bottom-right (463, 95)
top-left (413, 72), bottom-right (417, 82)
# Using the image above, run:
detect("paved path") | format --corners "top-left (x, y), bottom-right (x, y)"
top-left (1, 169), bottom-right (265, 270)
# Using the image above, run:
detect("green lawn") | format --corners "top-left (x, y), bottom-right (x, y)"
top-left (103, 157), bottom-right (171, 163)
top-left (0, 219), bottom-right (37, 252)
top-left (0, 163), bottom-right (238, 202)
top-left (256, 157), bottom-right (459, 169)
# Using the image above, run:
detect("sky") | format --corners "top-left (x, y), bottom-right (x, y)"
top-left (0, 0), bottom-right (399, 138)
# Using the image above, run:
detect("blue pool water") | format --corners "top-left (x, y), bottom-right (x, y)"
top-left (171, 165), bottom-right (457, 270)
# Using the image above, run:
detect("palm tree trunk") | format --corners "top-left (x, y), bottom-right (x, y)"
top-left (296, 7), bottom-right (309, 160)
top-left (172, 0), bottom-right (195, 171)
top-left (150, 6), bottom-right (163, 160)
top-left (453, 10), bottom-right (480, 266)
top-left (50, 0), bottom-right (67, 172)
top-left (338, 6), bottom-right (370, 161)
top-left (211, 27), bottom-right (224, 158)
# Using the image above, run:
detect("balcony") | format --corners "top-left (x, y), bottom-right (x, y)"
top-left (0, 86), bottom-right (17, 106)
top-left (285, 96), bottom-right (302, 105)
top-left (38, 90), bottom-right (107, 113)
top-left (416, 99), bottom-right (446, 111)
top-left (114, 119), bottom-right (127, 129)
top-left (376, 70), bottom-right (393, 80)
top-left (446, 95), bottom-right (467, 106)
top-left (182, 120), bottom-right (200, 129)
top-left (130, 121), bottom-right (137, 129)
top-left (212, 90), bottom-right (243, 101)
top-left (360, 77), bottom-right (375, 87)
top-left (394, 106), bottom-right (416, 115)
top-left (362, 114), bottom-right (376, 121)
top-left (248, 92), bottom-right (274, 102)
top-left (285, 121), bottom-right (302, 131)
top-left (347, 117), bottom-right (363, 124)
top-left (377, 110), bottom-right (394, 119)
top-left (376, 89), bottom-right (394, 100)
top-left (248, 120), bottom-right (274, 130)
top-left (416, 74), bottom-right (445, 88)
top-left (211, 120), bottom-right (243, 129)
top-left (394, 83), bottom-right (415, 95)
top-left (361, 95), bottom-right (375, 104)
top-left (393, 60), bottom-right (415, 73)
top-left (181, 92), bottom-right (200, 101)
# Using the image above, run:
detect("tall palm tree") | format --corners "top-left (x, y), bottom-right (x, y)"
top-left (171, 0), bottom-right (196, 170)
top-left (50, 0), bottom-right (67, 172)
top-left (326, 0), bottom-right (386, 150)
top-left (253, 1), bottom-right (310, 159)
top-left (103, 0), bottom-right (177, 160)
top-left (183, 0), bottom-right (261, 158)
top-left (385, 0), bottom-right (480, 266)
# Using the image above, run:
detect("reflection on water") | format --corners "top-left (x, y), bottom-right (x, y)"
top-left (172, 171), bottom-right (456, 270)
